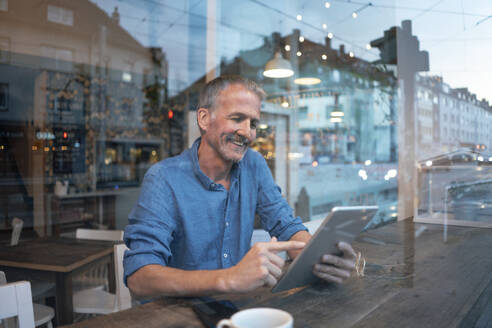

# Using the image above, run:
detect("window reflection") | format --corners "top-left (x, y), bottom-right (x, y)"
top-left (0, 0), bottom-right (490, 236)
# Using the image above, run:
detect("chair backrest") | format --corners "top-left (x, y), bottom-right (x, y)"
top-left (10, 217), bottom-right (24, 246)
top-left (0, 280), bottom-right (35, 328)
top-left (0, 271), bottom-right (6, 285)
top-left (303, 218), bottom-right (324, 235)
top-left (250, 229), bottom-right (271, 247)
top-left (75, 229), bottom-right (124, 241)
top-left (114, 244), bottom-right (131, 310)
top-left (250, 229), bottom-right (287, 260)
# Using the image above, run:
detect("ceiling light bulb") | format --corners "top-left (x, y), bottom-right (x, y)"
top-left (330, 110), bottom-right (344, 117)
top-left (281, 101), bottom-right (289, 108)
top-left (296, 14), bottom-right (302, 21)
top-left (294, 77), bottom-right (321, 85)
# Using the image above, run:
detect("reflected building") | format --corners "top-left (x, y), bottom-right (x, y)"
top-left (416, 75), bottom-right (492, 160)
top-left (214, 29), bottom-right (399, 223)
top-left (0, 0), bottom-right (176, 234)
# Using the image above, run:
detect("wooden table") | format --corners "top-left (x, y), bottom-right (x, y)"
top-left (0, 237), bottom-right (116, 325)
top-left (63, 219), bottom-right (492, 327)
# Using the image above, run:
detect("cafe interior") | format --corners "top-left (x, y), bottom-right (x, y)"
top-left (1, 0), bottom-right (491, 327)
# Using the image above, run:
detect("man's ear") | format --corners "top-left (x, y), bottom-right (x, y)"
top-left (197, 107), bottom-right (210, 133)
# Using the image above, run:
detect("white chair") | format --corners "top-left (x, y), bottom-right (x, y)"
top-left (73, 229), bottom-right (124, 291)
top-left (73, 244), bottom-right (131, 314)
top-left (250, 229), bottom-right (271, 246)
top-left (10, 217), bottom-right (23, 246)
top-left (0, 281), bottom-right (35, 328)
top-left (0, 272), bottom-right (54, 328)
top-left (303, 218), bottom-right (324, 235)
top-left (75, 228), bottom-right (124, 241)
top-left (250, 229), bottom-right (288, 259)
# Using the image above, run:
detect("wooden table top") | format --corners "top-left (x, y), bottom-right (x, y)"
top-left (0, 237), bottom-right (115, 272)
top-left (62, 220), bottom-right (492, 327)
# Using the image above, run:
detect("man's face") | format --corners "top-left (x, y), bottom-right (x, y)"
top-left (202, 84), bottom-right (261, 163)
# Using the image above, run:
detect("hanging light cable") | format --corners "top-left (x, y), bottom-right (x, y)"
top-left (352, 2), bottom-right (373, 18)
top-left (330, 94), bottom-right (344, 122)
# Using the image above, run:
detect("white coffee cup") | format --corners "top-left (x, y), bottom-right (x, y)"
top-left (217, 307), bottom-right (293, 328)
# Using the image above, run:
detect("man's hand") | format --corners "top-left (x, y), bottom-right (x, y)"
top-left (223, 237), bottom-right (305, 293)
top-left (312, 241), bottom-right (357, 284)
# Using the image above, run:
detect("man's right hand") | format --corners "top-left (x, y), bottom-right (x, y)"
top-left (222, 237), bottom-right (305, 293)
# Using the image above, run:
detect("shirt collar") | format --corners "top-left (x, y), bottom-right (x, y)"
top-left (191, 137), bottom-right (242, 190)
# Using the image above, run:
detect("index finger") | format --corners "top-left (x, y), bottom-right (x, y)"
top-left (264, 240), bottom-right (305, 252)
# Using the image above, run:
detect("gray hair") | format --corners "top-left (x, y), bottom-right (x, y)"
top-left (198, 75), bottom-right (266, 111)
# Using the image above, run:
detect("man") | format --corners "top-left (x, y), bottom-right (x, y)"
top-left (124, 76), bottom-right (357, 298)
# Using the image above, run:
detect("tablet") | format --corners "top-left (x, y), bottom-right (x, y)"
top-left (271, 205), bottom-right (378, 293)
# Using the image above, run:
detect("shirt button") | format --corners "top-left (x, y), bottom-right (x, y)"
top-left (223, 253), bottom-right (228, 258)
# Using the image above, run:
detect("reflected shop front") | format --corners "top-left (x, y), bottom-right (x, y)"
top-left (1, 0), bottom-right (492, 326)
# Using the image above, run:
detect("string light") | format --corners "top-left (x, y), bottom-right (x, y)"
top-left (299, 36), bottom-right (305, 42)
top-left (349, 51), bottom-right (355, 57)
top-left (296, 51), bottom-right (302, 56)
top-left (366, 43), bottom-right (372, 50)
top-left (296, 14), bottom-right (302, 21)
top-left (325, 2), bottom-right (331, 8)
top-left (322, 23), bottom-right (327, 29)
top-left (285, 44), bottom-right (291, 51)
top-left (247, 0), bottom-right (379, 58)
top-left (351, 3), bottom-right (373, 19)
top-left (321, 54), bottom-right (327, 60)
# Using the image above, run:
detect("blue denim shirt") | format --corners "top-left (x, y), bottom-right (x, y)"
top-left (123, 138), bottom-right (307, 284)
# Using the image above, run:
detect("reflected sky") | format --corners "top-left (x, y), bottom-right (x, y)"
top-left (89, 0), bottom-right (491, 101)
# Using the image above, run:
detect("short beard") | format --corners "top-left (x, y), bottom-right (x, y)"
top-left (223, 133), bottom-right (249, 163)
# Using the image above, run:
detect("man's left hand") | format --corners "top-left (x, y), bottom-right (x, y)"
top-left (312, 241), bottom-right (357, 284)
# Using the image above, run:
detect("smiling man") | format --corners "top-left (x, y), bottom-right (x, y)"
top-left (123, 76), bottom-right (357, 298)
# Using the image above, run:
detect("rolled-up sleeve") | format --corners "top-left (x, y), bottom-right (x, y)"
top-left (123, 168), bottom-right (177, 285)
top-left (255, 156), bottom-right (307, 241)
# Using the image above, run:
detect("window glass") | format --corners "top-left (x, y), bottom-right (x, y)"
top-left (47, 5), bottom-right (74, 26)
top-left (0, 0), bottom-right (490, 257)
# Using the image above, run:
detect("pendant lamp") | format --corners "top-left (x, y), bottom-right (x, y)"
top-left (263, 52), bottom-right (294, 78)
top-left (294, 61), bottom-right (321, 86)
